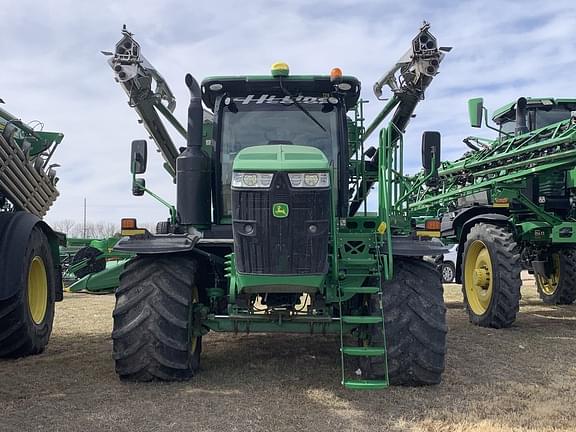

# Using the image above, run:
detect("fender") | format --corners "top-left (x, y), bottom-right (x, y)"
top-left (441, 205), bottom-right (509, 238)
top-left (454, 212), bottom-right (513, 283)
top-left (0, 212), bottom-right (64, 301)
top-left (114, 231), bottom-right (200, 254)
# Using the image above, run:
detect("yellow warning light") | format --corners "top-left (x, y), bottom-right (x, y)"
top-left (271, 62), bottom-right (290, 77)
top-left (377, 221), bottom-right (387, 234)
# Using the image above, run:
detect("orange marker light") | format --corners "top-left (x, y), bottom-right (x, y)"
top-left (330, 67), bottom-right (343, 81)
top-left (121, 218), bottom-right (137, 230)
top-left (425, 219), bottom-right (441, 231)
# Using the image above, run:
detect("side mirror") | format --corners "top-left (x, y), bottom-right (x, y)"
top-left (130, 140), bottom-right (148, 174)
top-left (468, 97), bottom-right (484, 128)
top-left (422, 131), bottom-right (441, 179)
top-left (132, 178), bottom-right (145, 196)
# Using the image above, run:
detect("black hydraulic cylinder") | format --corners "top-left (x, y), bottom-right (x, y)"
top-left (176, 74), bottom-right (211, 226)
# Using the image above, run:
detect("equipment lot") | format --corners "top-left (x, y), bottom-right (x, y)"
top-left (1, 275), bottom-right (575, 432)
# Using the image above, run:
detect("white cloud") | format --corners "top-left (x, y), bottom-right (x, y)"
top-left (1, 0), bottom-right (574, 226)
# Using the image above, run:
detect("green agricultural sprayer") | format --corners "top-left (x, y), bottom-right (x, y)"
top-left (105, 23), bottom-right (451, 388)
top-left (409, 97), bottom-right (576, 328)
top-left (0, 101), bottom-right (64, 357)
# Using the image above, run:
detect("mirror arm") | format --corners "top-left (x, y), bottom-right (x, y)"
top-left (131, 170), bottom-right (177, 223)
top-left (482, 107), bottom-right (511, 137)
top-left (431, 153), bottom-right (439, 177)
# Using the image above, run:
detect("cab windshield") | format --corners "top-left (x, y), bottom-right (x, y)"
top-left (534, 108), bottom-right (572, 129)
top-left (499, 106), bottom-right (573, 136)
top-left (219, 97), bottom-right (339, 215)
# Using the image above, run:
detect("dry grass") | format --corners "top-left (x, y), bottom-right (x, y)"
top-left (1, 275), bottom-right (575, 432)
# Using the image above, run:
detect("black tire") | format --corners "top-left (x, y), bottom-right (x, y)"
top-left (536, 249), bottom-right (576, 305)
top-left (156, 221), bottom-right (170, 234)
top-left (360, 258), bottom-right (447, 386)
top-left (440, 262), bottom-right (456, 283)
top-left (112, 255), bottom-right (202, 381)
top-left (0, 226), bottom-right (56, 357)
top-left (71, 246), bottom-right (106, 279)
top-left (462, 223), bottom-right (521, 328)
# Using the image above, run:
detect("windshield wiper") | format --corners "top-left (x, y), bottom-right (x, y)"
top-left (279, 78), bottom-right (326, 132)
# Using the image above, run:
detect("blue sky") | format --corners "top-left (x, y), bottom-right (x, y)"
top-left (1, 0), bottom-right (575, 227)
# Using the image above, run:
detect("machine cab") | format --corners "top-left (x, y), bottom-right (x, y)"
top-left (201, 67), bottom-right (361, 279)
top-left (201, 67), bottom-right (361, 222)
top-left (493, 98), bottom-right (576, 137)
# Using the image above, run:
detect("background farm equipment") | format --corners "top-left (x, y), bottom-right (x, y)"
top-left (409, 97), bottom-right (576, 328)
top-left (0, 100), bottom-right (64, 358)
top-left (106, 23), bottom-right (450, 388)
top-left (60, 236), bottom-right (132, 293)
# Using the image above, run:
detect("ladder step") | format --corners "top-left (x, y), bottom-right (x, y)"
top-left (341, 286), bottom-right (380, 294)
top-left (340, 258), bottom-right (377, 265)
top-left (341, 316), bottom-right (382, 324)
top-left (341, 346), bottom-right (386, 357)
top-left (343, 379), bottom-right (389, 390)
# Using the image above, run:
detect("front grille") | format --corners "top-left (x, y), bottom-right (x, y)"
top-left (232, 172), bottom-right (330, 274)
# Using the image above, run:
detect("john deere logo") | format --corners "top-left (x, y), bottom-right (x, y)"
top-left (273, 203), bottom-right (289, 218)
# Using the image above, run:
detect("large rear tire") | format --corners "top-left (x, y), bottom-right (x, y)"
top-left (462, 223), bottom-right (521, 328)
top-left (0, 226), bottom-right (56, 357)
top-left (112, 255), bottom-right (202, 381)
top-left (536, 249), bottom-right (576, 305)
top-left (360, 258), bottom-right (447, 386)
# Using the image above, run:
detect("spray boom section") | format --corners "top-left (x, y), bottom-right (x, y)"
top-left (373, 22), bottom-right (451, 99)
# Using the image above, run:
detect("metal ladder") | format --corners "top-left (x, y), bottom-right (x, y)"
top-left (337, 236), bottom-right (389, 390)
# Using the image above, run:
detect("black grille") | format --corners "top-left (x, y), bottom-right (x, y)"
top-left (232, 173), bottom-right (330, 274)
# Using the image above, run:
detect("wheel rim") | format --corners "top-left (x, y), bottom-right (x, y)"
top-left (464, 240), bottom-right (493, 315)
top-left (538, 253), bottom-right (561, 296)
top-left (442, 265), bottom-right (454, 282)
top-left (28, 256), bottom-right (48, 324)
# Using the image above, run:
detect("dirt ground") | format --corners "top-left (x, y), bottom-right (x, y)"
top-left (1, 275), bottom-right (575, 432)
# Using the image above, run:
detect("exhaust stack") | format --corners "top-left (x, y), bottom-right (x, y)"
top-left (515, 97), bottom-right (529, 136)
top-left (176, 74), bottom-right (211, 226)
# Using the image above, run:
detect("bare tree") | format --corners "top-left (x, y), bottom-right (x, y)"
top-left (94, 222), bottom-right (118, 238)
top-left (53, 220), bottom-right (151, 239)
top-left (51, 219), bottom-right (77, 235)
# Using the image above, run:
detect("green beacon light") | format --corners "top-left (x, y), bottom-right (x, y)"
top-left (271, 61), bottom-right (289, 77)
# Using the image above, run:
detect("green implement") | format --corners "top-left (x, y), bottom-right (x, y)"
top-left (61, 236), bottom-right (133, 293)
top-left (0, 100), bottom-right (65, 359)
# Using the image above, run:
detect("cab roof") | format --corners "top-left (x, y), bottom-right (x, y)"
top-left (201, 75), bottom-right (361, 111)
top-left (492, 97), bottom-right (576, 123)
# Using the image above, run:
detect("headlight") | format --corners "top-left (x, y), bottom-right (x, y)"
top-left (288, 172), bottom-right (330, 188)
top-left (231, 172), bottom-right (273, 188)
